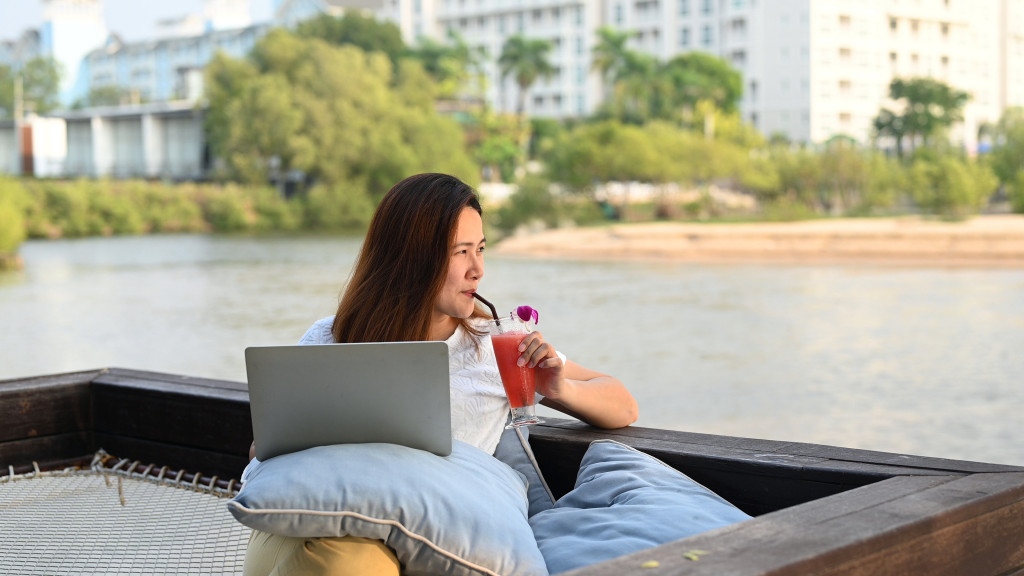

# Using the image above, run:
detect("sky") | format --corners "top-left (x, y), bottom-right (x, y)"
top-left (0, 0), bottom-right (275, 42)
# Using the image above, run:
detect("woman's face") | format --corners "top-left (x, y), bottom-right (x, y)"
top-left (434, 207), bottom-right (486, 322)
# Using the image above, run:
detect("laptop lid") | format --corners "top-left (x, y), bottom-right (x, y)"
top-left (245, 341), bottom-right (452, 460)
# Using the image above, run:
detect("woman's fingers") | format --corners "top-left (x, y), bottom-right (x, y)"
top-left (518, 331), bottom-right (559, 368)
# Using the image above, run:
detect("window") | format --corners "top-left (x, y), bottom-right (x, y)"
top-left (839, 80), bottom-right (851, 93)
top-left (680, 27), bottom-right (690, 46)
top-left (839, 47), bottom-right (851, 59)
top-left (890, 52), bottom-right (897, 63)
top-left (890, 17), bottom-right (898, 31)
top-left (911, 20), bottom-right (919, 33)
top-left (941, 55), bottom-right (949, 66)
top-left (839, 15), bottom-right (851, 26)
top-left (701, 0), bottom-right (712, 15)
top-left (553, 94), bottom-right (563, 109)
top-left (576, 36), bottom-right (584, 54)
top-left (533, 95), bottom-right (543, 108)
top-left (750, 111), bottom-right (758, 127)
top-left (576, 6), bottom-right (584, 26)
top-left (498, 15), bottom-right (505, 33)
top-left (533, 10), bottom-right (542, 22)
top-left (749, 79), bottom-right (757, 101)
top-left (732, 0), bottom-right (743, 8)
top-left (941, 23), bottom-right (949, 36)
top-left (731, 50), bottom-right (746, 66)
top-left (577, 94), bottom-right (585, 115)
top-left (615, 3), bottom-right (623, 24)
top-left (679, 0), bottom-right (689, 16)
top-left (576, 65), bottom-right (585, 83)
top-left (839, 112), bottom-right (852, 123)
top-left (701, 25), bottom-right (712, 46)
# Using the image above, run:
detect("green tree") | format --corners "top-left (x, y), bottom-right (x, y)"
top-left (408, 32), bottom-right (486, 100)
top-left (204, 29), bottom-right (477, 204)
top-left (658, 52), bottom-right (743, 117)
top-left (73, 85), bottom-right (135, 108)
top-left (0, 57), bottom-right (63, 117)
top-left (295, 13), bottom-right (406, 64)
top-left (873, 77), bottom-right (970, 158)
top-left (498, 36), bottom-right (555, 115)
top-left (988, 107), bottom-right (1024, 212)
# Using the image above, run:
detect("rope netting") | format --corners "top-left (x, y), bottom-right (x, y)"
top-left (0, 451), bottom-right (249, 575)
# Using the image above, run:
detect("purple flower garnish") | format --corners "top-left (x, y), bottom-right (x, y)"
top-left (515, 305), bottom-right (539, 324)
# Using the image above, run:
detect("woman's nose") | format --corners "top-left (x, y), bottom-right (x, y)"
top-left (469, 253), bottom-right (484, 279)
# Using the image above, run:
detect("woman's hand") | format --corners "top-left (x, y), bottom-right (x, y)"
top-left (517, 330), bottom-right (568, 401)
top-left (517, 331), bottom-right (639, 429)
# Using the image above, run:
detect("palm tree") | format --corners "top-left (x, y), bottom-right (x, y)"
top-left (591, 27), bottom-right (635, 84)
top-left (497, 35), bottom-right (555, 115)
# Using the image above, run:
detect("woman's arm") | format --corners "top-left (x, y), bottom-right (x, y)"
top-left (518, 332), bottom-right (638, 429)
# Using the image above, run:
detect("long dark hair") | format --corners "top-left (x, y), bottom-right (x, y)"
top-left (332, 173), bottom-right (489, 343)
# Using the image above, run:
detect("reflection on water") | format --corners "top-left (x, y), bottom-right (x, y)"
top-left (2, 235), bottom-right (1022, 466)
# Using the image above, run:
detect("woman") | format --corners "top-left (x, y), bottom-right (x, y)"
top-left (245, 173), bottom-right (638, 575)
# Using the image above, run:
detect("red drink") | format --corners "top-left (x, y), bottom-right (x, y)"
top-left (491, 330), bottom-right (535, 408)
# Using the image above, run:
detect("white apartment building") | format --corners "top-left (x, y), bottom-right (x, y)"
top-left (388, 0), bottom-right (1023, 148)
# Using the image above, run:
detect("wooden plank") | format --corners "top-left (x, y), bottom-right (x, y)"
top-left (0, 369), bottom-right (104, 389)
top-left (92, 432), bottom-right (250, 481)
top-left (534, 419), bottom-right (1024, 474)
top-left (0, 376), bottom-right (92, 443)
top-left (562, 473), bottom-right (1024, 576)
top-left (92, 368), bottom-right (249, 401)
top-left (91, 381), bottom-right (252, 457)
top-left (0, 433), bottom-right (93, 473)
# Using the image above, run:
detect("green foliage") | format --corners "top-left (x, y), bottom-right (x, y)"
top-left (658, 52), bottom-right (743, 115)
top-left (988, 107), bottom-right (1024, 213)
top-left (407, 32), bottom-right (486, 100)
top-left (0, 57), bottom-right (62, 117)
top-left (498, 36), bottom-right (555, 115)
top-left (590, 28), bottom-right (742, 125)
top-left (1009, 171), bottom-right (1024, 214)
top-left (494, 174), bottom-right (561, 233)
top-left (295, 13), bottom-right (406, 64)
top-left (74, 85), bottom-right (136, 109)
top-left (304, 179), bottom-right (376, 231)
top-left (873, 77), bottom-right (970, 158)
top-left (908, 155), bottom-right (998, 219)
top-left (0, 178), bottom-right (28, 254)
top-left (204, 29), bottom-right (478, 195)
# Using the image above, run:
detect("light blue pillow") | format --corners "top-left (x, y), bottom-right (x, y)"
top-left (493, 426), bottom-right (556, 517)
top-left (529, 439), bottom-right (752, 574)
top-left (228, 441), bottom-right (549, 576)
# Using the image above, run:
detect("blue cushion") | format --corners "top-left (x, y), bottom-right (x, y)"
top-left (529, 440), bottom-right (751, 574)
top-left (493, 426), bottom-right (556, 517)
top-left (228, 441), bottom-right (549, 576)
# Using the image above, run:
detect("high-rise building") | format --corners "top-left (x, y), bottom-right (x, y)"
top-left (40, 0), bottom-right (109, 105)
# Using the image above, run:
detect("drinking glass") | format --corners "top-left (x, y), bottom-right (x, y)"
top-left (486, 315), bottom-right (543, 428)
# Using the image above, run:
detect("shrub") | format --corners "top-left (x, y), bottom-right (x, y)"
top-left (0, 178), bottom-right (28, 256)
top-left (304, 179), bottom-right (376, 231)
top-left (908, 156), bottom-right (998, 219)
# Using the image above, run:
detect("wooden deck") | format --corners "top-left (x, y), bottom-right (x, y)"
top-left (2, 368), bottom-right (1022, 575)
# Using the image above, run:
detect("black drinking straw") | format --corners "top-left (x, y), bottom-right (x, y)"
top-left (473, 293), bottom-right (501, 326)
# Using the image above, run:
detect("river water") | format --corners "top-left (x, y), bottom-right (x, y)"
top-left (2, 234), bottom-right (1022, 466)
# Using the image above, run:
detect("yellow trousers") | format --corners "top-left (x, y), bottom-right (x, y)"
top-left (244, 530), bottom-right (401, 576)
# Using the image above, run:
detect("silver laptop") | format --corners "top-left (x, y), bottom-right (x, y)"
top-left (245, 341), bottom-right (452, 460)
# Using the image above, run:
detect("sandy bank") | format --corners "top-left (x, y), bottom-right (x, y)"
top-left (492, 215), bottom-right (1024, 266)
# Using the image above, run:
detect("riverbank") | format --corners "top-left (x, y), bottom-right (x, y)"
top-left (493, 215), bottom-right (1024, 266)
